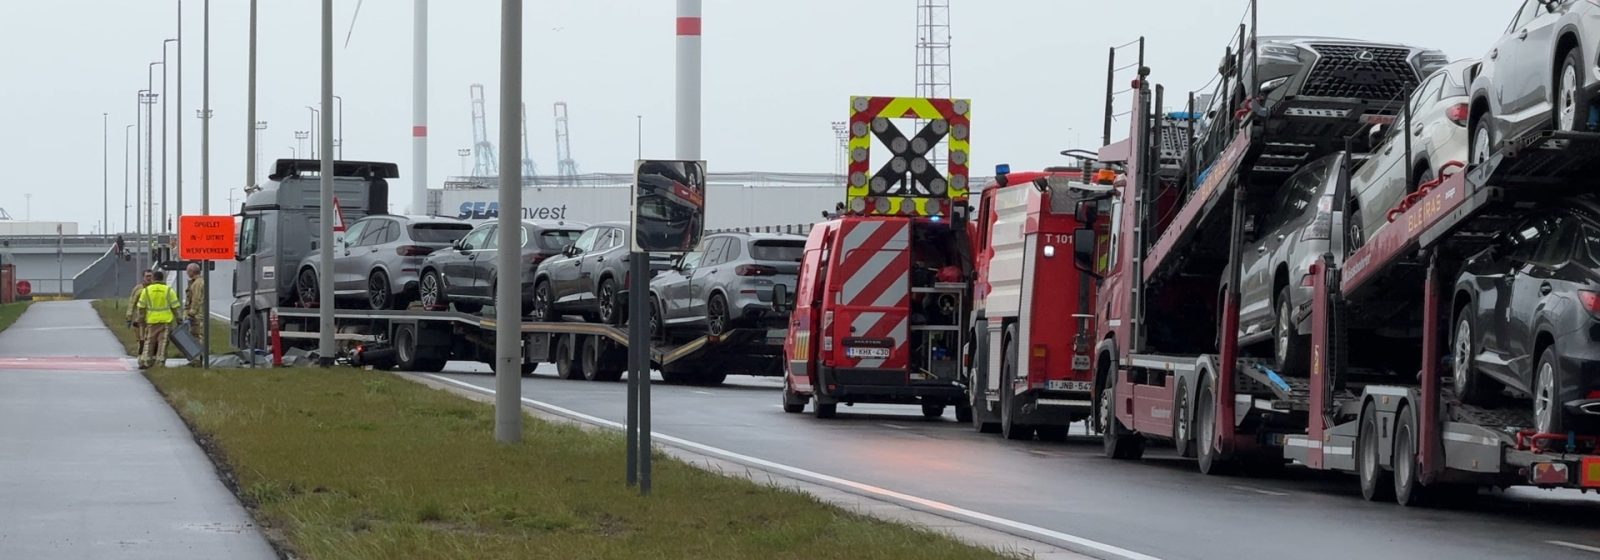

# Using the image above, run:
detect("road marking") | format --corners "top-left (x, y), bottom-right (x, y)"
top-left (692, 390), bottom-right (713, 395)
top-left (424, 374), bottom-right (1161, 560)
top-left (1228, 485), bottom-right (1289, 497)
top-left (879, 423), bottom-right (910, 430)
top-left (1549, 541), bottom-right (1600, 554)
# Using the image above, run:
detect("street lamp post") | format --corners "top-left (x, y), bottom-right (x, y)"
top-left (162, 38), bottom-right (176, 235)
top-left (457, 148), bottom-right (470, 176)
top-left (136, 89), bottom-right (149, 269)
top-left (103, 113), bottom-right (109, 239)
top-left (289, 145), bottom-right (297, 159)
top-left (333, 95), bottom-right (344, 159)
top-left (306, 106), bottom-right (319, 159)
top-left (254, 121), bottom-right (268, 184)
top-left (146, 61), bottom-right (162, 261)
top-left (294, 130), bottom-right (309, 158)
top-left (124, 124), bottom-right (134, 234)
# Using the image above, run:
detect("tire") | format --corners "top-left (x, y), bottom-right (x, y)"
top-left (970, 344), bottom-right (1001, 434)
top-left (1174, 379), bottom-right (1196, 458)
top-left (1393, 405), bottom-right (1424, 506)
top-left (554, 335), bottom-right (579, 380)
top-left (695, 372), bottom-right (728, 386)
top-left (921, 403), bottom-right (946, 419)
top-left (707, 293), bottom-right (732, 336)
top-left (1000, 328), bottom-right (1034, 441)
top-left (368, 270), bottom-right (393, 310)
top-left (1412, 164), bottom-right (1434, 193)
top-left (598, 277), bottom-right (623, 326)
top-left (531, 280), bottom-right (553, 322)
top-left (782, 378), bottom-right (807, 414)
top-left (1534, 347), bottom-right (1568, 434)
top-left (813, 401), bottom-right (837, 419)
top-left (238, 313), bottom-right (260, 352)
top-left (395, 324), bottom-right (444, 372)
top-left (1195, 375), bottom-right (1231, 475)
top-left (954, 403), bottom-right (973, 424)
top-left (521, 361), bottom-right (538, 376)
top-left (297, 267), bottom-right (320, 308)
top-left (649, 295), bottom-right (665, 341)
top-left (1101, 364), bottom-right (1145, 459)
top-left (1273, 287), bottom-right (1308, 377)
top-left (581, 336), bottom-right (603, 381)
top-left (1451, 312), bottom-right (1499, 405)
top-left (1556, 49), bottom-right (1588, 132)
top-left (1358, 404), bottom-right (1394, 502)
top-left (419, 270), bottom-right (446, 311)
top-left (1035, 425), bottom-right (1070, 443)
top-left (1470, 116), bottom-right (1494, 166)
top-left (1348, 201), bottom-right (1366, 250)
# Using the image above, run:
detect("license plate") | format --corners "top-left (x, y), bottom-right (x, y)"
top-left (1072, 355), bottom-right (1091, 370)
top-left (1047, 380), bottom-right (1092, 392)
top-left (845, 347), bottom-right (890, 359)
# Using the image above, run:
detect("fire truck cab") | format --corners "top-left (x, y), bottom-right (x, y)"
top-left (782, 215), bottom-right (972, 419)
top-left (965, 167), bottom-right (1113, 440)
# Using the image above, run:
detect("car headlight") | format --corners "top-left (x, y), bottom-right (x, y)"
top-left (1261, 76), bottom-right (1291, 93)
top-left (1258, 44), bottom-right (1301, 62)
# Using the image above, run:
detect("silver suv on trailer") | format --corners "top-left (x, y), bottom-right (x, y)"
top-left (649, 232), bottom-right (803, 337)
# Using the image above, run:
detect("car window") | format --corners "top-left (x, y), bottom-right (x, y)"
top-left (1410, 73), bottom-right (1445, 116)
top-left (1507, 1), bottom-right (1531, 32)
top-left (1268, 161), bottom-right (1329, 227)
top-left (357, 220), bottom-right (389, 247)
top-left (341, 220), bottom-right (368, 247)
top-left (572, 227), bottom-right (602, 253)
top-left (1532, 215), bottom-right (1577, 266)
top-left (724, 237), bottom-right (743, 261)
top-left (531, 227), bottom-right (581, 251)
top-left (1579, 225), bottom-right (1600, 268)
top-left (751, 239), bottom-right (805, 262)
top-left (679, 251), bottom-right (703, 270)
top-left (702, 237), bottom-right (729, 266)
top-left (483, 224), bottom-right (503, 250)
top-left (409, 223), bottom-right (472, 243)
top-left (383, 221), bottom-right (402, 244)
top-left (460, 226), bottom-right (492, 251)
top-left (238, 216), bottom-right (260, 256)
top-left (608, 228), bottom-right (626, 251)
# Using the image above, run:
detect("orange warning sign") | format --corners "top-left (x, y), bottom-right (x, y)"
top-left (179, 215), bottom-right (237, 260)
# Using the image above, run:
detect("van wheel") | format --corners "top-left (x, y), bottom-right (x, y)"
top-left (782, 378), bottom-right (807, 413)
top-left (813, 401), bottom-right (837, 419)
top-left (297, 268), bottom-right (320, 308)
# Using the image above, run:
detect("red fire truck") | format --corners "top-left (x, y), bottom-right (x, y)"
top-left (964, 167), bottom-right (1113, 440)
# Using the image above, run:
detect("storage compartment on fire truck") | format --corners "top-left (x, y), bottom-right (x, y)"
top-left (909, 225), bottom-right (967, 383)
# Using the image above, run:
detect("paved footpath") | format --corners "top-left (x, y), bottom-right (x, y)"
top-left (0, 301), bottom-right (276, 560)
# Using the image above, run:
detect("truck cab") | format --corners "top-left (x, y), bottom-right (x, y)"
top-left (230, 159), bottom-right (398, 349)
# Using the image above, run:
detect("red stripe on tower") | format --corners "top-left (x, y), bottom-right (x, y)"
top-left (412, 125), bottom-right (427, 137)
top-left (676, 17), bottom-right (701, 36)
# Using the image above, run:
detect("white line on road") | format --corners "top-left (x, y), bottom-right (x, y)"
top-left (879, 423), bottom-right (910, 430)
top-left (691, 390), bottom-right (713, 395)
top-left (424, 374), bottom-right (1161, 560)
top-left (1549, 541), bottom-right (1600, 555)
top-left (1228, 485), bottom-right (1289, 497)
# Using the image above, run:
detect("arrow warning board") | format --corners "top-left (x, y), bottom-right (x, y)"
top-left (179, 215), bottom-right (237, 261)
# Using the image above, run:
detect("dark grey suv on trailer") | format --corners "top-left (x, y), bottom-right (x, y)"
top-left (418, 220), bottom-right (584, 315)
top-left (531, 221), bottom-right (669, 325)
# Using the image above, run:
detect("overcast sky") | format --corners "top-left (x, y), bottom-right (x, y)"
top-left (0, 0), bottom-right (1510, 231)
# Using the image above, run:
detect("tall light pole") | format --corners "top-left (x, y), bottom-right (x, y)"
top-left (254, 121), bottom-right (268, 184)
top-left (294, 131), bottom-right (309, 157)
top-left (143, 61), bottom-right (160, 267)
top-left (162, 39), bottom-right (176, 234)
top-left (103, 113), bottom-right (109, 238)
top-left (333, 95), bottom-right (344, 159)
top-left (676, 0), bottom-right (702, 161)
top-left (306, 105), bottom-right (320, 159)
top-left (636, 115), bottom-right (643, 160)
top-left (317, 0), bottom-right (336, 366)
top-left (289, 146), bottom-right (296, 159)
top-left (457, 148), bottom-right (470, 176)
top-left (124, 124), bottom-right (134, 234)
top-left (176, 1), bottom-right (185, 235)
top-left (137, 89), bottom-right (149, 269)
top-left (201, 0), bottom-right (212, 369)
top-left (831, 121), bottom-right (847, 176)
top-left (494, 0), bottom-right (523, 444)
top-left (413, 0), bottom-right (428, 216)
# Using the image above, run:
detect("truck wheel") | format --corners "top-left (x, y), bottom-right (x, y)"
top-left (1101, 365), bottom-right (1145, 459)
top-left (1393, 405), bottom-right (1424, 506)
top-left (1358, 403), bottom-right (1394, 502)
top-left (1174, 378), bottom-right (1196, 458)
top-left (1195, 375), bottom-right (1230, 474)
top-left (581, 336), bottom-right (603, 381)
top-left (395, 324), bottom-right (445, 372)
top-left (954, 403), bottom-right (973, 424)
top-left (813, 400), bottom-right (837, 419)
top-left (696, 371), bottom-right (728, 386)
top-left (520, 361), bottom-right (539, 376)
top-left (554, 335), bottom-right (579, 380)
top-left (1274, 287), bottom-right (1308, 377)
top-left (782, 378), bottom-right (807, 414)
top-left (1035, 425), bottom-right (1069, 443)
top-left (1000, 328), bottom-right (1034, 441)
top-left (921, 403), bottom-right (946, 419)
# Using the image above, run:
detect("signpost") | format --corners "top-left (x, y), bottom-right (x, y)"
top-left (626, 159), bottom-right (706, 495)
top-left (180, 215), bottom-right (237, 369)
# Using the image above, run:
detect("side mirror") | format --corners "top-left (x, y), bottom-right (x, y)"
top-left (563, 245), bottom-right (578, 257)
top-left (1072, 228), bottom-right (1098, 276)
top-left (771, 284), bottom-right (791, 314)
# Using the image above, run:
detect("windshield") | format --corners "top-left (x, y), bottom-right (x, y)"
top-left (533, 228), bottom-right (582, 250)
top-left (750, 240), bottom-right (805, 262)
top-left (409, 223), bottom-right (473, 243)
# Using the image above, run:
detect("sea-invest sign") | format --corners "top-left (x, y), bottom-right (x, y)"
top-left (179, 215), bottom-right (237, 260)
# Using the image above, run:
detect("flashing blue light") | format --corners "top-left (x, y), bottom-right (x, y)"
top-left (995, 163), bottom-right (1011, 176)
top-left (930, 215), bottom-right (943, 222)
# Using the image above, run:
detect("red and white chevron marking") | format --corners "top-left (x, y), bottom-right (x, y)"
top-left (836, 219), bottom-right (911, 370)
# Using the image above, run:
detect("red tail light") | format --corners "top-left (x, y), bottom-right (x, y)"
top-left (736, 264), bottom-right (779, 276)
top-left (1581, 290), bottom-right (1600, 315)
top-left (1587, 390), bottom-right (1600, 400)
top-left (1445, 103), bottom-right (1469, 126)
top-left (528, 253), bottom-right (548, 265)
top-left (396, 245), bottom-right (435, 257)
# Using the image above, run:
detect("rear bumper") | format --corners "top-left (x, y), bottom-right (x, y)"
top-left (815, 366), bottom-right (966, 404)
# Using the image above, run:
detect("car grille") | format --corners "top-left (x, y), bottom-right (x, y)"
top-left (1300, 44), bottom-right (1419, 101)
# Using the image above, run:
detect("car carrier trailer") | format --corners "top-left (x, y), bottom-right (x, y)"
top-left (269, 307), bottom-right (783, 385)
top-left (1088, 27), bottom-right (1599, 504)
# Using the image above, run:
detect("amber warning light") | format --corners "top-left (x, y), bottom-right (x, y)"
top-left (179, 215), bottom-right (238, 261)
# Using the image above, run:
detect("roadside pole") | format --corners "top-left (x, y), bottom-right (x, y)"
top-left (627, 253), bottom-right (646, 489)
top-left (317, 0), bottom-right (336, 366)
top-left (203, 0), bottom-right (214, 369)
top-left (493, 0), bottom-right (523, 444)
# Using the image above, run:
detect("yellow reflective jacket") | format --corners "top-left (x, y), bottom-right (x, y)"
top-left (138, 283), bottom-right (180, 324)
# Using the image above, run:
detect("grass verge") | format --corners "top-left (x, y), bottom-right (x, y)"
top-left (0, 301), bottom-right (31, 334)
top-left (89, 302), bottom-right (1010, 559)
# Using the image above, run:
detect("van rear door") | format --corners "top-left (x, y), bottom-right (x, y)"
top-left (831, 219), bottom-right (911, 375)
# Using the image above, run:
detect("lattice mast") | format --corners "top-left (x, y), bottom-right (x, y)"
top-left (553, 101), bottom-right (579, 186)
top-left (520, 102), bottom-right (536, 177)
top-left (469, 83), bottom-right (498, 176)
top-left (915, 0), bottom-right (952, 168)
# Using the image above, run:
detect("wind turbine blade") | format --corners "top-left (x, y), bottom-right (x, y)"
top-left (343, 0), bottom-right (366, 49)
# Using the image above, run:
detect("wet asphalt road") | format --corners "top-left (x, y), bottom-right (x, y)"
top-left (432, 365), bottom-right (1600, 560)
